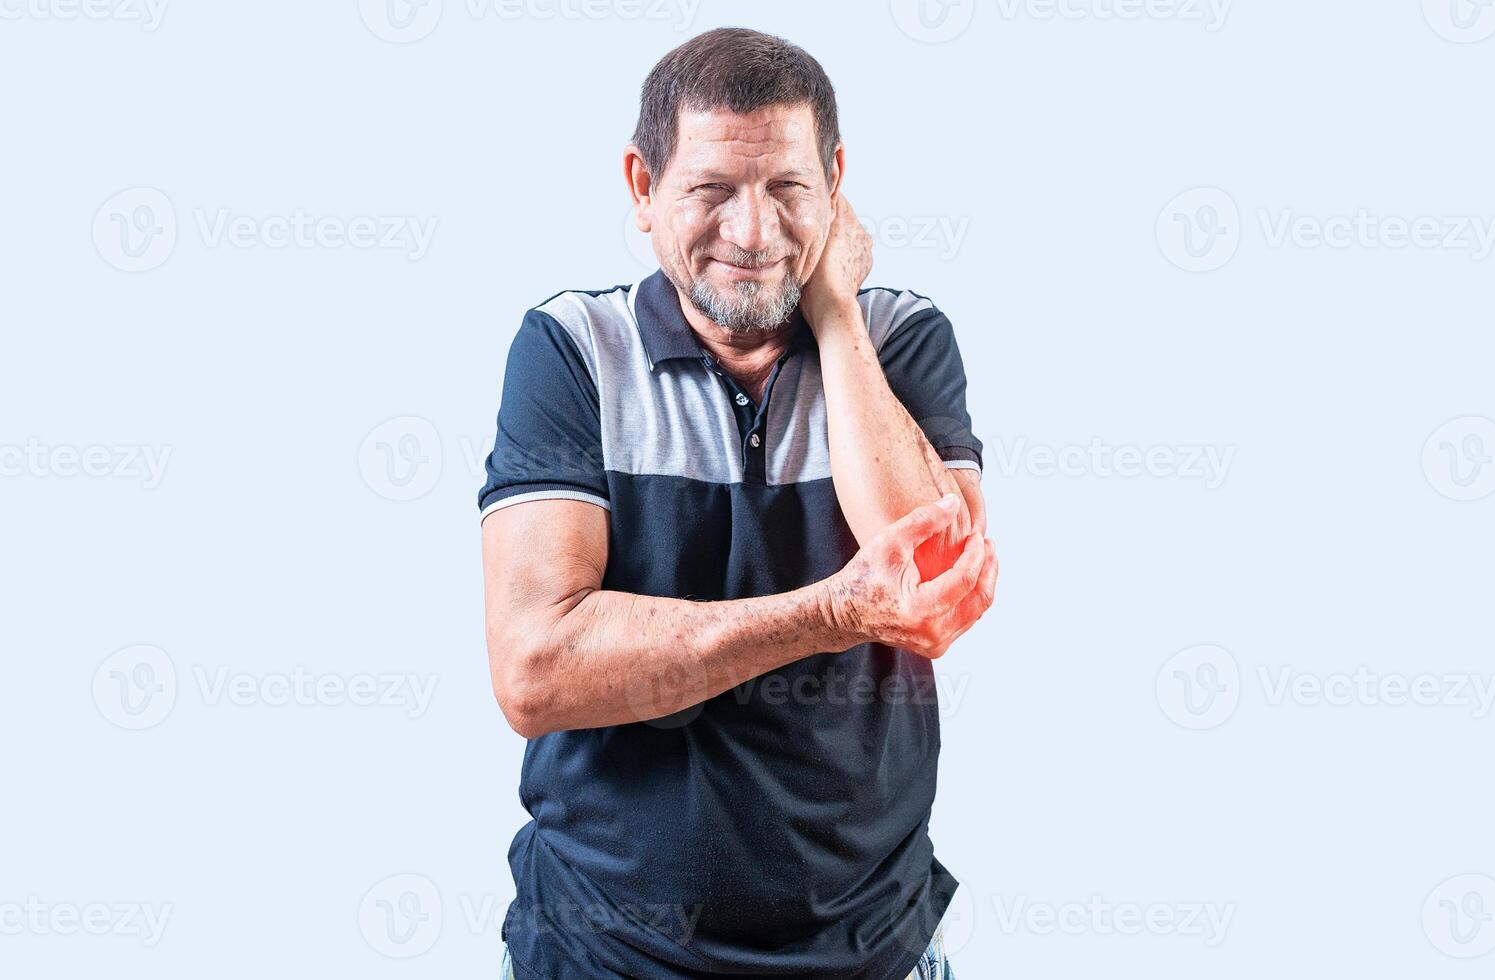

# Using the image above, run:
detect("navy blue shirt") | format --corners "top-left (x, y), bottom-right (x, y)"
top-left (479, 269), bottom-right (983, 979)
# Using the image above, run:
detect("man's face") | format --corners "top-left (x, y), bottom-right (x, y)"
top-left (640, 103), bottom-right (838, 333)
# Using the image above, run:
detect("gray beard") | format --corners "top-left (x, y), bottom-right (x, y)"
top-left (687, 272), bottom-right (802, 333)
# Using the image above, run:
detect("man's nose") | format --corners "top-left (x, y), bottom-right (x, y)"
top-left (718, 194), bottom-right (777, 253)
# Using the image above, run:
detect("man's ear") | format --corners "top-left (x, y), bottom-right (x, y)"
top-left (827, 143), bottom-right (846, 200)
top-left (624, 145), bottom-right (654, 232)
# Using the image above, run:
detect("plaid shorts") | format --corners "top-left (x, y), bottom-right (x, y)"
top-left (500, 923), bottom-right (954, 979)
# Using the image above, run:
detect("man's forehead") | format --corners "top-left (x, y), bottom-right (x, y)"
top-left (674, 105), bottom-right (818, 159)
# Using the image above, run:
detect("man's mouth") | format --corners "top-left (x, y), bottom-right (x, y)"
top-left (709, 256), bottom-right (783, 280)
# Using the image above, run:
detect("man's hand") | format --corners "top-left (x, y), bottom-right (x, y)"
top-left (801, 194), bottom-right (874, 331)
top-left (828, 492), bottom-right (998, 660)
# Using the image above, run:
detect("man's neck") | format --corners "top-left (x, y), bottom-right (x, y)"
top-left (675, 288), bottom-right (798, 401)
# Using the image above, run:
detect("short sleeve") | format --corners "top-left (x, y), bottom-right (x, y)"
top-left (477, 309), bottom-right (610, 522)
top-left (876, 304), bottom-right (983, 473)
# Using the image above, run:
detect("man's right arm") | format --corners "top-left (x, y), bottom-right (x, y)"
top-left (483, 492), bottom-right (994, 739)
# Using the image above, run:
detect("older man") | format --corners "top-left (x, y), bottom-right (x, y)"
top-left (479, 27), bottom-right (996, 980)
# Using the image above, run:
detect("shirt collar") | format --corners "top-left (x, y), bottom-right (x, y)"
top-left (632, 268), bottom-right (816, 372)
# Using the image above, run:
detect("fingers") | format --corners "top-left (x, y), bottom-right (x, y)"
top-left (915, 530), bottom-right (986, 609)
top-left (916, 541), bottom-right (997, 658)
top-left (949, 540), bottom-right (998, 626)
top-left (886, 492), bottom-right (963, 555)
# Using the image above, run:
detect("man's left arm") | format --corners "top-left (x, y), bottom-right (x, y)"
top-left (806, 197), bottom-right (986, 580)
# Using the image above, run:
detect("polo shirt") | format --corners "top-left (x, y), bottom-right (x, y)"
top-left (478, 268), bottom-right (983, 980)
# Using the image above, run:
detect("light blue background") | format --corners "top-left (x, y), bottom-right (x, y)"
top-left (3, 0), bottom-right (1494, 975)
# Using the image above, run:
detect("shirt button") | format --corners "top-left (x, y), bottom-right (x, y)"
top-left (748, 433), bottom-right (761, 448)
top-left (734, 393), bottom-right (749, 406)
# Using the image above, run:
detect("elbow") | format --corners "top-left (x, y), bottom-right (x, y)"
top-left (501, 703), bottom-right (550, 741)
top-left (913, 501), bottom-right (975, 580)
top-left (488, 629), bottom-right (557, 740)
top-left (494, 688), bottom-right (544, 740)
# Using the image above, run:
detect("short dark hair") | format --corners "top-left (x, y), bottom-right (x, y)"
top-left (632, 27), bottom-right (841, 182)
